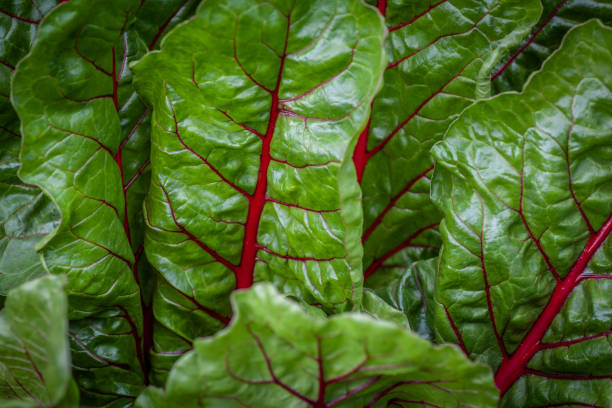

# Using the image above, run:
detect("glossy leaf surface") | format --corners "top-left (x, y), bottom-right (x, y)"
top-left (135, 283), bottom-right (498, 408)
top-left (356, 0), bottom-right (541, 283)
top-left (0, 275), bottom-right (72, 407)
top-left (0, 1), bottom-right (60, 296)
top-left (359, 288), bottom-right (410, 329)
top-left (492, 0), bottom-right (612, 93)
top-left (132, 0), bottom-right (386, 373)
top-left (11, 0), bottom-right (199, 403)
top-left (431, 20), bottom-right (612, 406)
top-left (366, 258), bottom-right (437, 341)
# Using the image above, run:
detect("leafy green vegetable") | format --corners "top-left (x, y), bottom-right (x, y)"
top-left (11, 0), bottom-right (199, 402)
top-left (1, 0), bottom-right (610, 406)
top-left (132, 0), bottom-right (385, 379)
top-left (136, 283), bottom-right (498, 408)
top-left (431, 20), bottom-right (612, 406)
top-left (356, 0), bottom-right (542, 285)
top-left (366, 259), bottom-right (437, 341)
top-left (492, 0), bottom-right (612, 93)
top-left (0, 1), bottom-right (60, 299)
top-left (0, 275), bottom-right (74, 407)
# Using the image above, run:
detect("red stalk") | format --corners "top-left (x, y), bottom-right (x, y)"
top-left (494, 213), bottom-right (612, 393)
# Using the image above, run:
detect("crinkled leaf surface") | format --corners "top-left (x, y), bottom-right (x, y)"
top-left (355, 0), bottom-right (541, 283)
top-left (431, 20), bottom-right (612, 406)
top-left (0, 1), bottom-right (60, 296)
top-left (0, 275), bottom-right (72, 407)
top-left (135, 283), bottom-right (498, 408)
top-left (492, 0), bottom-right (612, 93)
top-left (0, 0), bottom-right (58, 140)
top-left (11, 0), bottom-right (198, 403)
top-left (366, 258), bottom-right (437, 341)
top-left (359, 288), bottom-right (410, 329)
top-left (132, 0), bottom-right (385, 377)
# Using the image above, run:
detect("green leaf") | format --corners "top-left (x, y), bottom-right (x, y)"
top-left (135, 283), bottom-right (498, 408)
top-left (0, 1), bottom-right (59, 140)
top-left (360, 288), bottom-right (410, 329)
top-left (0, 275), bottom-right (73, 407)
top-left (132, 0), bottom-right (386, 378)
top-left (11, 0), bottom-right (199, 402)
top-left (356, 0), bottom-right (542, 283)
top-left (366, 259), bottom-right (437, 341)
top-left (0, 1), bottom-right (60, 297)
top-left (431, 20), bottom-right (612, 406)
top-left (492, 0), bottom-right (612, 93)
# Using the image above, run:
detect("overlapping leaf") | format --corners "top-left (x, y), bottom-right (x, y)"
top-left (0, 275), bottom-right (75, 407)
top-left (0, 1), bottom-right (60, 297)
top-left (366, 259), bottom-right (437, 341)
top-left (132, 0), bottom-right (386, 379)
top-left (431, 20), bottom-right (612, 406)
top-left (492, 0), bottom-right (612, 93)
top-left (135, 283), bottom-right (498, 408)
top-left (356, 0), bottom-right (541, 289)
top-left (11, 0), bottom-right (199, 403)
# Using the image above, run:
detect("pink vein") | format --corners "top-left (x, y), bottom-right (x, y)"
top-left (216, 108), bottom-right (264, 139)
top-left (443, 305), bottom-right (468, 356)
top-left (377, 0), bottom-right (387, 16)
top-left (538, 329), bottom-right (612, 350)
top-left (388, 0), bottom-right (450, 32)
top-left (518, 134), bottom-right (560, 281)
top-left (477, 193), bottom-right (508, 358)
top-left (386, 8), bottom-right (495, 69)
top-left (491, 0), bottom-right (570, 81)
top-left (124, 159), bottom-right (150, 192)
top-left (362, 165), bottom-right (434, 242)
top-left (364, 223), bottom-right (439, 279)
top-left (0, 9), bottom-right (40, 24)
top-left (159, 183), bottom-right (238, 274)
top-left (257, 245), bottom-right (344, 263)
top-left (495, 212), bottom-right (612, 393)
top-left (247, 326), bottom-right (316, 405)
top-left (167, 101), bottom-right (251, 198)
top-left (232, 14), bottom-right (273, 94)
top-left (157, 271), bottom-right (230, 325)
top-left (565, 99), bottom-right (595, 234)
top-left (148, 0), bottom-right (190, 50)
top-left (367, 57), bottom-right (476, 159)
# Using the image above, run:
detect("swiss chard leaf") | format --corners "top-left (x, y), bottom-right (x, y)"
top-left (0, 0), bottom-right (58, 140)
top-left (492, 0), bottom-right (612, 93)
top-left (132, 0), bottom-right (386, 379)
top-left (0, 275), bottom-right (73, 407)
top-left (11, 0), bottom-right (198, 403)
top-left (359, 288), bottom-right (410, 329)
top-left (0, 1), bottom-right (60, 298)
top-left (431, 20), bottom-right (612, 406)
top-left (366, 259), bottom-right (437, 341)
top-left (355, 0), bottom-right (542, 285)
top-left (135, 283), bottom-right (498, 408)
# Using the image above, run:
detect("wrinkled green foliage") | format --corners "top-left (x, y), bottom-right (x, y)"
top-left (1, 0), bottom-right (611, 406)
top-left (0, 275), bottom-right (74, 407)
top-left (358, 0), bottom-right (541, 286)
top-left (136, 283), bottom-right (498, 408)
top-left (366, 259), bottom-right (437, 341)
top-left (492, 0), bottom-right (612, 93)
top-left (132, 0), bottom-right (386, 380)
top-left (0, 0), bottom-right (60, 299)
top-left (10, 0), bottom-right (199, 403)
top-left (432, 20), bottom-right (612, 406)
